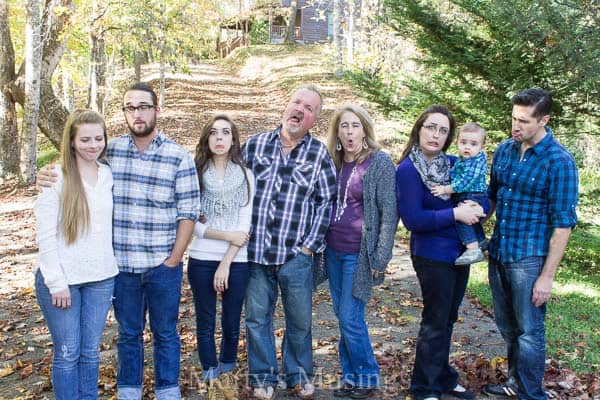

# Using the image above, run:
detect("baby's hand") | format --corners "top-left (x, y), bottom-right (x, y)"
top-left (431, 185), bottom-right (446, 197)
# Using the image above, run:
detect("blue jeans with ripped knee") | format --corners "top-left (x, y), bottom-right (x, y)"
top-left (35, 270), bottom-right (114, 400)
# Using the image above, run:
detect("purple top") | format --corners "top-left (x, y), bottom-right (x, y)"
top-left (326, 157), bottom-right (372, 254)
top-left (396, 155), bottom-right (490, 264)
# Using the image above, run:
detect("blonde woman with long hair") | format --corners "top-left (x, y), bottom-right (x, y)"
top-left (35, 109), bottom-right (118, 400)
top-left (324, 104), bottom-right (398, 399)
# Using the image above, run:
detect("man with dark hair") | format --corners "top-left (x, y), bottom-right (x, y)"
top-left (484, 88), bottom-right (578, 399)
top-left (243, 84), bottom-right (337, 400)
top-left (38, 82), bottom-right (200, 400)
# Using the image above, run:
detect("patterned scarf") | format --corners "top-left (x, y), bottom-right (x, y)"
top-left (408, 144), bottom-right (452, 200)
top-left (200, 161), bottom-right (249, 231)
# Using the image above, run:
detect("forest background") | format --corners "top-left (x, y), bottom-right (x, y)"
top-left (0, 0), bottom-right (598, 398)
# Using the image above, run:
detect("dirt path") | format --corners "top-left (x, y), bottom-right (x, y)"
top-left (0, 62), bottom-right (508, 399)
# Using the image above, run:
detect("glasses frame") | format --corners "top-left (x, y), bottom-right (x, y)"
top-left (122, 104), bottom-right (156, 114)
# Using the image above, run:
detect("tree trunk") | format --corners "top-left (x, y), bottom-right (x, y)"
top-left (21, 0), bottom-right (43, 185)
top-left (159, 56), bottom-right (166, 110)
top-left (62, 66), bottom-right (73, 111)
top-left (284, 0), bottom-right (298, 44)
top-left (134, 51), bottom-right (144, 82)
top-left (88, 30), bottom-right (106, 113)
top-left (0, 0), bottom-right (19, 179)
top-left (102, 45), bottom-right (116, 114)
top-left (346, 0), bottom-right (355, 65)
top-left (333, 0), bottom-right (343, 78)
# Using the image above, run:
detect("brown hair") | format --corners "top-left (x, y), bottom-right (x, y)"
top-left (326, 104), bottom-right (381, 169)
top-left (399, 105), bottom-right (456, 162)
top-left (194, 114), bottom-right (250, 205)
top-left (60, 109), bottom-right (108, 244)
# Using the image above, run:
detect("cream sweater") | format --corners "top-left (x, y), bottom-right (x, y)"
top-left (188, 169), bottom-right (255, 262)
top-left (35, 163), bottom-right (118, 293)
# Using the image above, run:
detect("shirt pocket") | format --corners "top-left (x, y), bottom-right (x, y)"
top-left (291, 162), bottom-right (314, 187)
top-left (149, 184), bottom-right (173, 207)
top-left (254, 156), bottom-right (273, 181)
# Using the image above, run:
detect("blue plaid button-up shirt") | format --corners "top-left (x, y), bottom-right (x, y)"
top-left (242, 127), bottom-right (337, 265)
top-left (450, 151), bottom-right (488, 193)
top-left (108, 131), bottom-right (200, 273)
top-left (488, 127), bottom-right (578, 263)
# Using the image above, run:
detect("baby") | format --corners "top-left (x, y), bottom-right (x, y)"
top-left (432, 122), bottom-right (488, 265)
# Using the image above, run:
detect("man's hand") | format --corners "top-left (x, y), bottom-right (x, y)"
top-left (532, 275), bottom-right (553, 307)
top-left (163, 256), bottom-right (181, 268)
top-left (37, 164), bottom-right (58, 189)
top-left (300, 247), bottom-right (313, 256)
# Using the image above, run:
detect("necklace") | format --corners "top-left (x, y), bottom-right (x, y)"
top-left (334, 162), bottom-right (357, 222)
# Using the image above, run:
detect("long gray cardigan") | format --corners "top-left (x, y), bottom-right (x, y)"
top-left (318, 150), bottom-right (398, 303)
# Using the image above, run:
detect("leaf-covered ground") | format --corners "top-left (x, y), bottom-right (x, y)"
top-left (1, 58), bottom-right (598, 399)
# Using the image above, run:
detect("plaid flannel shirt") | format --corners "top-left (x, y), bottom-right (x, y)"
top-left (242, 127), bottom-right (337, 265)
top-left (108, 131), bottom-right (200, 272)
top-left (488, 128), bottom-right (578, 263)
top-left (450, 151), bottom-right (488, 193)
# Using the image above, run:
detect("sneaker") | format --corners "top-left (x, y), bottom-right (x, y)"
top-left (447, 384), bottom-right (475, 399)
top-left (333, 382), bottom-right (354, 397)
top-left (455, 248), bottom-right (485, 265)
top-left (218, 371), bottom-right (238, 400)
top-left (207, 379), bottom-right (226, 400)
top-left (289, 382), bottom-right (314, 399)
top-left (349, 388), bottom-right (377, 399)
top-left (253, 386), bottom-right (277, 400)
top-left (482, 378), bottom-right (518, 397)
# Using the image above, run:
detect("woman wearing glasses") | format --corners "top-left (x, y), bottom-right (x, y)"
top-left (395, 106), bottom-right (486, 400)
top-left (187, 114), bottom-right (254, 400)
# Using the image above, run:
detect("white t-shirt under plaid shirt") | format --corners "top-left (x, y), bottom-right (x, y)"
top-left (108, 131), bottom-right (200, 273)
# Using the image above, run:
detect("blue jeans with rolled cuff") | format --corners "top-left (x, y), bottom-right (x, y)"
top-left (489, 256), bottom-right (548, 400)
top-left (245, 253), bottom-right (313, 388)
top-left (187, 258), bottom-right (249, 380)
top-left (35, 270), bottom-right (114, 400)
top-left (113, 263), bottom-right (183, 400)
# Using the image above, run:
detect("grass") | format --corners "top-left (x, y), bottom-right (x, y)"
top-left (36, 135), bottom-right (59, 168)
top-left (467, 221), bottom-right (600, 373)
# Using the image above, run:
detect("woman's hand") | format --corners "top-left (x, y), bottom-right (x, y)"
top-left (226, 231), bottom-right (249, 247)
top-left (454, 201), bottom-right (485, 225)
top-left (213, 262), bottom-right (231, 293)
top-left (52, 289), bottom-right (71, 309)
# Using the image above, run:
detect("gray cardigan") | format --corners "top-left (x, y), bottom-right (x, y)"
top-left (317, 150), bottom-right (398, 303)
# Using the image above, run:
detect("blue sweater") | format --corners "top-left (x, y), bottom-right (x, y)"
top-left (396, 156), bottom-right (489, 264)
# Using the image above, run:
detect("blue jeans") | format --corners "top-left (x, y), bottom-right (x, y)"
top-left (489, 257), bottom-right (547, 400)
top-left (326, 248), bottom-right (379, 388)
top-left (245, 253), bottom-right (313, 388)
top-left (35, 270), bottom-right (114, 400)
top-left (187, 258), bottom-right (249, 380)
top-left (453, 192), bottom-right (487, 245)
top-left (409, 256), bottom-right (469, 399)
top-left (113, 263), bottom-right (183, 400)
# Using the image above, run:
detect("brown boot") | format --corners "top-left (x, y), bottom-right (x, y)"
top-left (218, 371), bottom-right (239, 400)
top-left (207, 378), bottom-right (225, 400)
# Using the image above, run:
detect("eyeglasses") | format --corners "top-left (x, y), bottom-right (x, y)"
top-left (423, 123), bottom-right (450, 136)
top-left (122, 104), bottom-right (155, 114)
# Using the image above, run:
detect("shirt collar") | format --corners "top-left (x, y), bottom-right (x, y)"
top-left (510, 126), bottom-right (554, 155)
top-left (268, 125), bottom-right (311, 146)
top-left (126, 130), bottom-right (165, 150)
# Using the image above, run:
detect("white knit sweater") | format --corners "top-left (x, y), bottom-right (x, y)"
top-left (35, 163), bottom-right (118, 293)
top-left (188, 168), bottom-right (255, 262)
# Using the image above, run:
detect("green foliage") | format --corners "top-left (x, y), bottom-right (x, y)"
top-left (364, 0), bottom-right (599, 137)
top-left (249, 18), bottom-right (269, 45)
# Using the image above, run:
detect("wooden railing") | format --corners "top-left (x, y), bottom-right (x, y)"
top-left (271, 25), bottom-right (301, 40)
